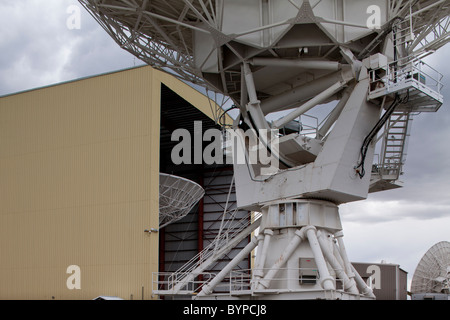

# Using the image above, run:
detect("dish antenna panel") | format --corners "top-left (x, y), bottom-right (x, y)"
top-left (79, 0), bottom-right (449, 300)
top-left (159, 173), bottom-right (204, 228)
top-left (411, 241), bottom-right (450, 296)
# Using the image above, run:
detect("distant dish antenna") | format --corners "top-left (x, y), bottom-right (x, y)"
top-left (411, 241), bottom-right (450, 295)
top-left (159, 173), bottom-right (205, 228)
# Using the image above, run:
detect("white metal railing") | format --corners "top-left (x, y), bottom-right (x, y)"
top-left (153, 266), bottom-right (367, 297)
top-left (299, 113), bottom-right (319, 138)
top-left (228, 268), bottom-right (346, 294)
top-left (152, 271), bottom-right (215, 295)
top-left (368, 56), bottom-right (444, 100)
top-left (177, 210), bottom-right (259, 274)
top-left (153, 210), bottom-right (262, 295)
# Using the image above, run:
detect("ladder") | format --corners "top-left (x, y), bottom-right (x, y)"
top-left (378, 111), bottom-right (413, 181)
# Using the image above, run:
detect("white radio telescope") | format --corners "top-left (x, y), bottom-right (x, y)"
top-left (79, 0), bottom-right (449, 300)
top-left (411, 241), bottom-right (450, 298)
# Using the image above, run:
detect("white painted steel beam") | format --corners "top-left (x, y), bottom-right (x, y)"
top-left (250, 58), bottom-right (341, 71)
top-left (243, 63), bottom-right (271, 131)
top-left (316, 86), bottom-right (352, 139)
top-left (334, 231), bottom-right (355, 278)
top-left (171, 217), bottom-right (261, 294)
top-left (198, 236), bottom-right (259, 296)
top-left (305, 227), bottom-right (335, 291)
top-left (317, 231), bottom-right (358, 294)
top-left (259, 69), bottom-right (353, 115)
top-left (253, 229), bottom-right (273, 280)
top-left (272, 80), bottom-right (348, 129)
top-left (351, 264), bottom-right (376, 298)
top-left (257, 229), bottom-right (305, 290)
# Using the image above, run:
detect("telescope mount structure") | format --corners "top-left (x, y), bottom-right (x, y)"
top-left (79, 0), bottom-right (449, 300)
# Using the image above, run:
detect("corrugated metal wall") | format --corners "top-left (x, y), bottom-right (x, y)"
top-left (0, 66), bottom-right (163, 299)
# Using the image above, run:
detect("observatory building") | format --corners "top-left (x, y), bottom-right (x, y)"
top-left (0, 65), bottom-right (248, 300)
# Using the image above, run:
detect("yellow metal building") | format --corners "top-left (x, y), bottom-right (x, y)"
top-left (0, 65), bottom-right (221, 300)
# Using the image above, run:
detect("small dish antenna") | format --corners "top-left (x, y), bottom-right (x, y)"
top-left (411, 241), bottom-right (450, 295)
top-left (159, 173), bottom-right (205, 228)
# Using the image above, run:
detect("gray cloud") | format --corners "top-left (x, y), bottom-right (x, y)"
top-left (0, 0), bottom-right (137, 96)
top-left (341, 198), bottom-right (450, 224)
top-left (0, 1), bottom-right (71, 94)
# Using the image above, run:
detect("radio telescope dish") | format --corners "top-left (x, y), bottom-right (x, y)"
top-left (79, 0), bottom-right (449, 106)
top-left (411, 241), bottom-right (450, 295)
top-left (159, 173), bottom-right (204, 228)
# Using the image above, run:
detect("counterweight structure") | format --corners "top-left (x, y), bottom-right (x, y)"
top-left (79, 0), bottom-right (449, 300)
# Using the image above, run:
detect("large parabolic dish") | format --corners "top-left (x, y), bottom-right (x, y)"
top-left (411, 241), bottom-right (450, 295)
top-left (79, 0), bottom-right (449, 105)
top-left (159, 173), bottom-right (205, 228)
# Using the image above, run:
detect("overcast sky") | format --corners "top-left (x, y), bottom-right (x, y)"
top-left (1, 0), bottom-right (449, 291)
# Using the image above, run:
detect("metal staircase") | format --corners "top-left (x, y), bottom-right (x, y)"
top-left (369, 110), bottom-right (412, 193)
top-left (152, 210), bottom-right (261, 296)
top-left (379, 111), bottom-right (412, 181)
top-left (367, 52), bottom-right (443, 193)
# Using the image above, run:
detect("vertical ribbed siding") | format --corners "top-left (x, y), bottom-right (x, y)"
top-left (0, 66), bottom-right (159, 299)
